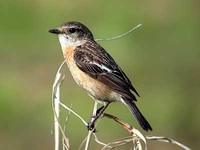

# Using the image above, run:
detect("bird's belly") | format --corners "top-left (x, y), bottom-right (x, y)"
top-left (65, 57), bottom-right (118, 102)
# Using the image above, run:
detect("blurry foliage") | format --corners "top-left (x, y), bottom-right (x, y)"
top-left (0, 0), bottom-right (199, 149)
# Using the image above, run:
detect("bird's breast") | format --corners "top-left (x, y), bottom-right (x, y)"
top-left (62, 47), bottom-right (119, 102)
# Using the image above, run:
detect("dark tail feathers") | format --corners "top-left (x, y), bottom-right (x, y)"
top-left (123, 98), bottom-right (152, 131)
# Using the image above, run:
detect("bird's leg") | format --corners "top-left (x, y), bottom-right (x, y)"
top-left (96, 105), bottom-right (105, 115)
top-left (88, 102), bottom-right (110, 132)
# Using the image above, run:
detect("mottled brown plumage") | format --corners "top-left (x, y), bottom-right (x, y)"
top-left (74, 40), bottom-right (139, 101)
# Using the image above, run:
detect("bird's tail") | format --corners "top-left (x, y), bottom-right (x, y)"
top-left (123, 98), bottom-right (152, 131)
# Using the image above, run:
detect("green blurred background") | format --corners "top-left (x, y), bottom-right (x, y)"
top-left (0, 0), bottom-right (199, 149)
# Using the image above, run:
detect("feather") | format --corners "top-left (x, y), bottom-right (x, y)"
top-left (74, 41), bottom-right (139, 101)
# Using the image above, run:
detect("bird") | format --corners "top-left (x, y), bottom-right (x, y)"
top-left (49, 21), bottom-right (152, 131)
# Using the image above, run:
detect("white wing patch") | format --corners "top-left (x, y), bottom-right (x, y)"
top-left (92, 61), bottom-right (112, 73)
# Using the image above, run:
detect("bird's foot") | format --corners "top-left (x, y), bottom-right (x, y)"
top-left (87, 121), bottom-right (96, 132)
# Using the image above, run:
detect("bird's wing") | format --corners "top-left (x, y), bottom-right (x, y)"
top-left (74, 41), bottom-right (139, 100)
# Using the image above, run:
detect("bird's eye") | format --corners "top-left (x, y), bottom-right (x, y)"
top-left (69, 28), bottom-right (76, 33)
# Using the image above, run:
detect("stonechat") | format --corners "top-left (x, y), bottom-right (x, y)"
top-left (49, 21), bottom-right (152, 131)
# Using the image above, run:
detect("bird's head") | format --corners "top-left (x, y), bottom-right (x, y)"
top-left (49, 21), bottom-right (94, 50)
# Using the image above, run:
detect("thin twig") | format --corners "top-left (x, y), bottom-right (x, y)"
top-left (62, 103), bottom-right (72, 150)
top-left (59, 101), bottom-right (88, 126)
top-left (146, 136), bottom-right (191, 150)
top-left (101, 136), bottom-right (135, 150)
top-left (93, 133), bottom-right (111, 148)
top-left (95, 24), bottom-right (142, 41)
top-left (52, 60), bottom-right (66, 150)
top-left (85, 101), bottom-right (98, 150)
top-left (102, 113), bottom-right (145, 150)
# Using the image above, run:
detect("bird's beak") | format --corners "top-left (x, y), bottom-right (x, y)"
top-left (49, 28), bottom-right (62, 34)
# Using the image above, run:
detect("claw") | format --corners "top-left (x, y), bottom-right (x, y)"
top-left (87, 122), bottom-right (96, 132)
